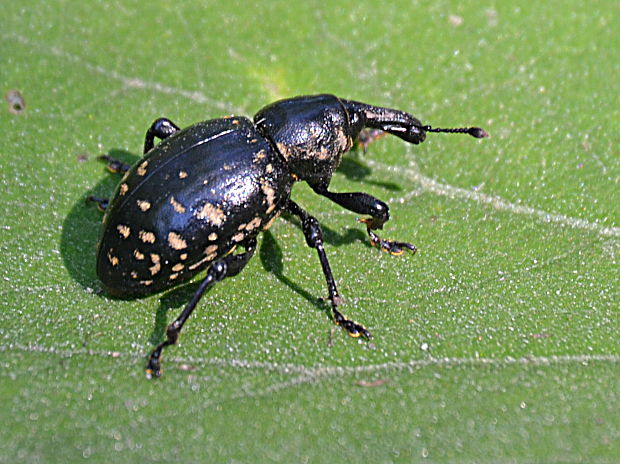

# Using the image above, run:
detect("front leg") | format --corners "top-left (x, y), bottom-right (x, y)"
top-left (311, 185), bottom-right (416, 256)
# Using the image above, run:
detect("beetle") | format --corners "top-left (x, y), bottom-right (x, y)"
top-left (90, 94), bottom-right (487, 377)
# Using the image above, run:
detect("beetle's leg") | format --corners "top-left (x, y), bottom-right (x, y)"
top-left (97, 155), bottom-right (131, 174)
top-left (356, 129), bottom-right (386, 153)
top-left (226, 237), bottom-right (257, 277)
top-left (144, 118), bottom-right (180, 154)
top-left (146, 261), bottom-right (228, 378)
top-left (310, 186), bottom-right (416, 256)
top-left (146, 240), bottom-right (256, 378)
top-left (86, 195), bottom-right (109, 212)
top-left (286, 199), bottom-right (372, 339)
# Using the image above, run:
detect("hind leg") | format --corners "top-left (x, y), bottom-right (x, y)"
top-left (146, 238), bottom-right (257, 378)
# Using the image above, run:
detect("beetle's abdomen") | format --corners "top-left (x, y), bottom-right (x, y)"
top-left (97, 117), bottom-right (292, 297)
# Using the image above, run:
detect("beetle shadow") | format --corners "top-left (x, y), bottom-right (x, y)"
top-left (150, 225), bottom-right (351, 347)
top-left (337, 152), bottom-right (402, 192)
top-left (150, 220), bottom-right (373, 346)
top-left (60, 144), bottom-right (405, 347)
top-left (280, 210), bottom-right (370, 250)
top-left (60, 149), bottom-right (208, 347)
top-left (259, 230), bottom-right (331, 319)
top-left (60, 149), bottom-right (140, 292)
top-left (148, 281), bottom-right (204, 345)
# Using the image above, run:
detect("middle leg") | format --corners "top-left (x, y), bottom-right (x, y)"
top-left (286, 199), bottom-right (371, 339)
top-left (146, 238), bottom-right (257, 378)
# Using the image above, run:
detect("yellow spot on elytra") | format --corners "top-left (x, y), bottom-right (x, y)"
top-left (168, 232), bottom-right (187, 250)
top-left (140, 280), bottom-right (153, 286)
top-left (133, 250), bottom-right (145, 260)
top-left (223, 164), bottom-right (233, 170)
top-left (137, 161), bottom-right (148, 176)
top-left (107, 250), bottom-right (119, 266)
top-left (148, 254), bottom-right (161, 275)
top-left (232, 232), bottom-right (245, 242)
top-left (171, 263), bottom-right (184, 272)
top-left (208, 232), bottom-right (218, 241)
top-left (188, 250), bottom-right (218, 270)
top-left (178, 170), bottom-right (188, 179)
top-left (180, 253), bottom-right (188, 260)
top-left (232, 119), bottom-right (240, 125)
top-left (130, 271), bottom-right (139, 279)
top-left (205, 245), bottom-right (218, 255)
top-left (266, 163), bottom-right (274, 173)
top-left (188, 261), bottom-right (202, 271)
top-left (196, 202), bottom-right (225, 226)
top-left (262, 212), bottom-right (281, 231)
top-left (203, 179), bottom-right (209, 185)
top-left (116, 224), bottom-right (131, 239)
top-left (238, 223), bottom-right (247, 231)
top-left (120, 183), bottom-right (129, 195)
top-left (169, 196), bottom-right (186, 214)
top-left (246, 217), bottom-right (262, 231)
top-left (276, 142), bottom-right (290, 160)
top-left (169, 273), bottom-right (179, 280)
top-left (253, 149), bottom-right (266, 163)
top-left (261, 178), bottom-right (276, 214)
top-left (137, 200), bottom-right (151, 212)
top-left (139, 230), bottom-right (156, 243)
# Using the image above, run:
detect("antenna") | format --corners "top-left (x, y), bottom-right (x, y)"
top-left (423, 125), bottom-right (488, 139)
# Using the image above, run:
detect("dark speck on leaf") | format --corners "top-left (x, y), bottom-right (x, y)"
top-left (5, 89), bottom-right (25, 115)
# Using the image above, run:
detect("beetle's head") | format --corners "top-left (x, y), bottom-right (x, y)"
top-left (342, 98), bottom-right (488, 147)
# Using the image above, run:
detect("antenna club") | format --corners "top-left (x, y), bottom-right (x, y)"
top-left (423, 125), bottom-right (489, 139)
top-left (468, 127), bottom-right (489, 139)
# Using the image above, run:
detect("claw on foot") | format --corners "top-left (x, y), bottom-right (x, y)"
top-left (333, 310), bottom-right (373, 340)
top-left (358, 218), bottom-right (417, 256)
top-left (340, 319), bottom-right (373, 339)
top-left (371, 234), bottom-right (417, 256)
top-left (86, 195), bottom-right (109, 212)
top-left (98, 154), bottom-right (131, 174)
top-left (146, 356), bottom-right (162, 379)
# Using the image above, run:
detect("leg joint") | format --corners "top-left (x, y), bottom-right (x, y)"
top-left (211, 261), bottom-right (228, 281)
top-left (302, 216), bottom-right (323, 248)
top-left (373, 200), bottom-right (390, 222)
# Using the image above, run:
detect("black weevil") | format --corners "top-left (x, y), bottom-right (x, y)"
top-left (89, 94), bottom-right (487, 377)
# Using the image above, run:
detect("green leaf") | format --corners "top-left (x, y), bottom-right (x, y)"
top-left (1, 1), bottom-right (618, 462)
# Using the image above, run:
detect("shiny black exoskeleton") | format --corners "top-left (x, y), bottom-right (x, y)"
top-left (91, 94), bottom-right (487, 377)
